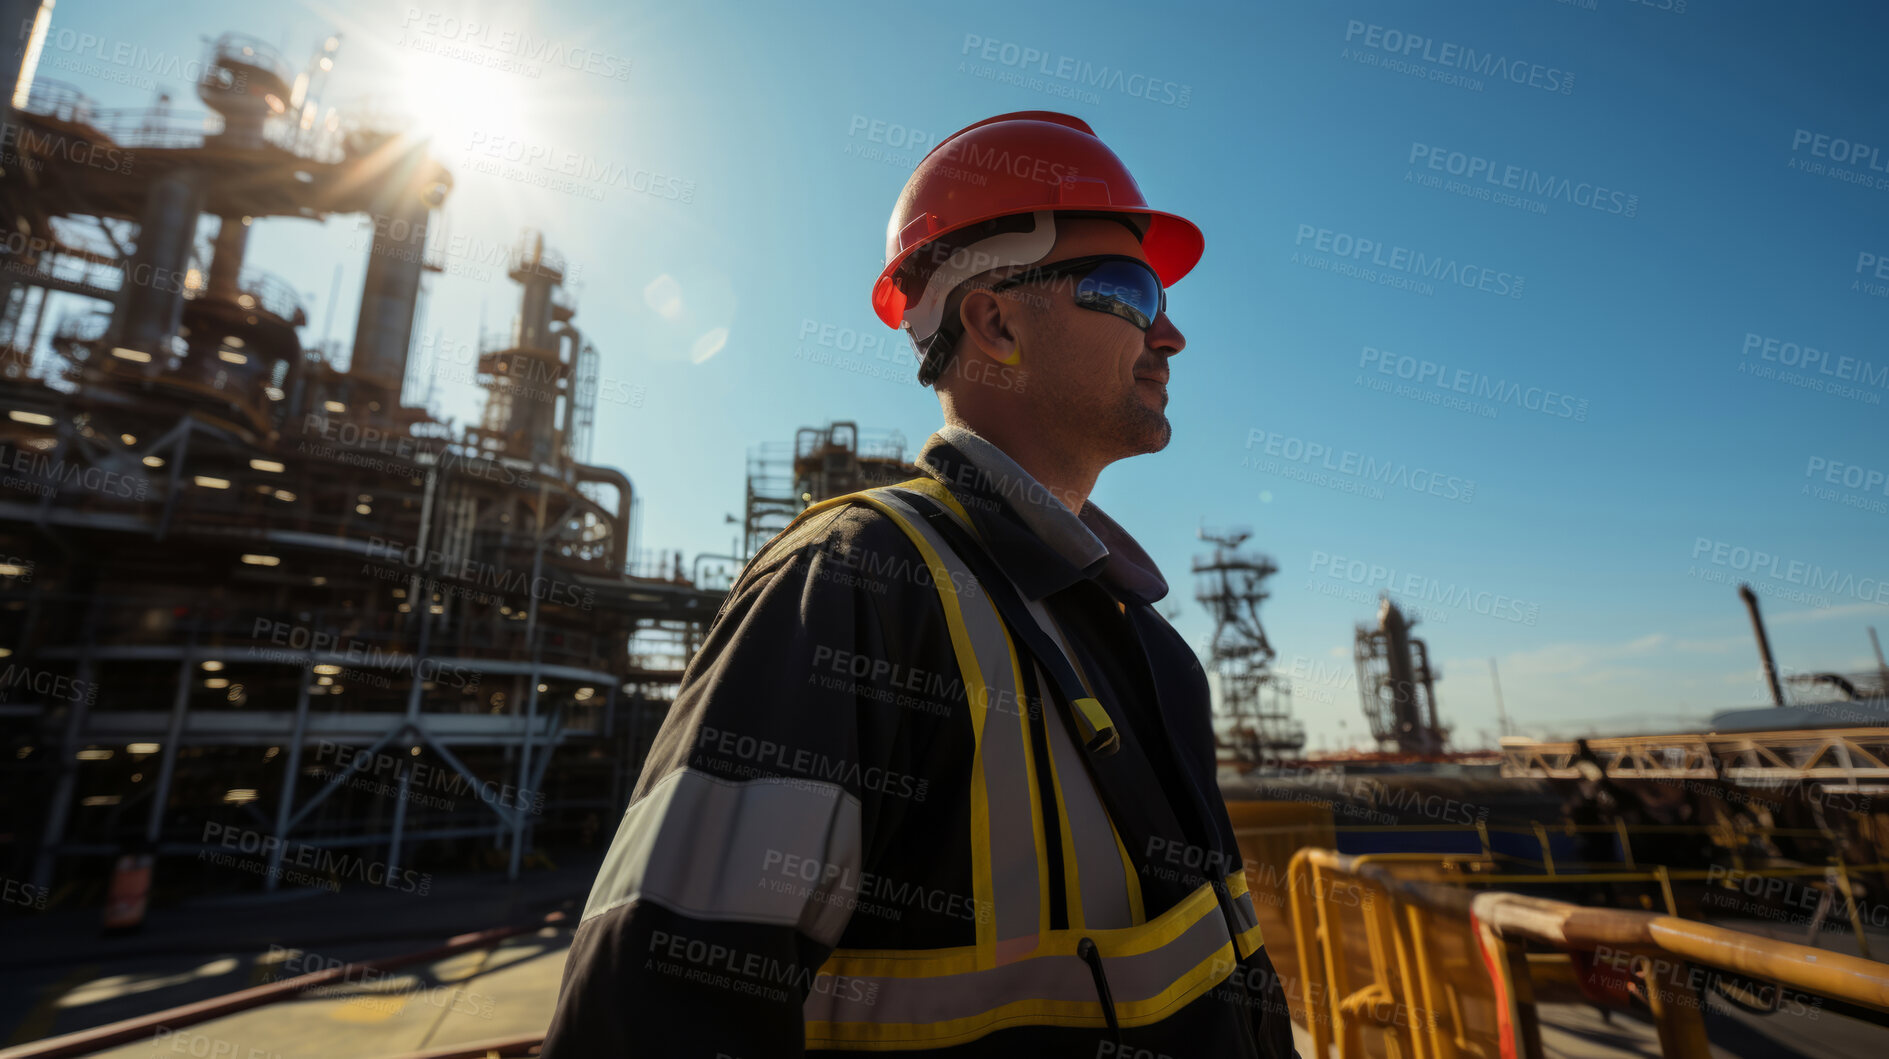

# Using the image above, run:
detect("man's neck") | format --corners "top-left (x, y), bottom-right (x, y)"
top-left (945, 416), bottom-right (1100, 514)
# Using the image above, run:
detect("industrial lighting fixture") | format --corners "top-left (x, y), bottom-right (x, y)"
top-left (237, 294), bottom-right (256, 309)
top-left (429, 604), bottom-right (443, 614)
top-left (81, 795), bottom-right (122, 807)
top-left (310, 575), bottom-right (326, 586)
top-left (204, 677), bottom-right (230, 689)
top-left (75, 748), bottom-right (113, 761)
top-left (312, 664), bottom-right (340, 675)
top-left (224, 336), bottom-right (245, 348)
top-left (273, 490), bottom-right (296, 502)
top-left (316, 676), bottom-right (333, 686)
top-left (143, 456), bottom-right (165, 468)
top-left (575, 687), bottom-right (595, 701)
top-left (201, 660), bottom-right (225, 671)
top-left (7, 410), bottom-right (52, 425)
top-left (537, 683), bottom-right (549, 693)
top-left (223, 789), bottom-right (259, 804)
top-left (0, 647), bottom-right (11, 657)
top-left (120, 433), bottom-right (137, 445)
top-left (324, 400), bottom-right (346, 413)
top-left (218, 349), bottom-right (248, 364)
top-left (194, 476), bottom-right (231, 489)
top-left (250, 459), bottom-right (284, 473)
top-left (111, 347), bottom-right (152, 362)
top-left (240, 554), bottom-right (280, 566)
top-left (0, 565), bottom-right (23, 578)
top-left (264, 387), bottom-right (284, 401)
top-left (127, 743), bottom-right (159, 755)
top-left (355, 504), bottom-right (371, 515)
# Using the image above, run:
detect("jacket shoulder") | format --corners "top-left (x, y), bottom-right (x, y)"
top-left (735, 498), bottom-right (925, 592)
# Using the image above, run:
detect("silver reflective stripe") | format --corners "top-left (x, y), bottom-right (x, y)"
top-left (1231, 887), bottom-right (1260, 936)
top-left (582, 767), bottom-right (862, 947)
top-left (869, 489), bottom-right (1045, 963)
top-left (805, 897), bottom-right (1234, 1029)
top-left (1037, 661), bottom-right (1136, 930)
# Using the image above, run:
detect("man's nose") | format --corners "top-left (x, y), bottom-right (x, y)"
top-left (1147, 312), bottom-right (1184, 357)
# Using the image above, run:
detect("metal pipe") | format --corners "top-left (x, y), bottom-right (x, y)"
top-left (114, 167), bottom-right (204, 356)
top-left (573, 463), bottom-right (633, 574)
top-left (1739, 583), bottom-right (1786, 707)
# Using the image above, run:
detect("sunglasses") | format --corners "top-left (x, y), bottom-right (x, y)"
top-left (987, 254), bottom-right (1167, 331)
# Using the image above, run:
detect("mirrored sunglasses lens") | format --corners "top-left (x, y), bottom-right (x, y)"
top-left (1076, 262), bottom-right (1163, 328)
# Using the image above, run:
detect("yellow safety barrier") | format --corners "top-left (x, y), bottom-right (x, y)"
top-left (1282, 848), bottom-right (1889, 1059)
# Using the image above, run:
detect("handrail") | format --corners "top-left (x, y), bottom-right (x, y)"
top-left (1286, 847), bottom-right (1889, 1059)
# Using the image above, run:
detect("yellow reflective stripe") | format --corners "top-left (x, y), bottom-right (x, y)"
top-left (807, 883), bottom-right (1239, 1048)
top-left (1025, 598), bottom-right (1141, 922)
top-left (1113, 821), bottom-right (1146, 926)
top-left (1038, 665), bottom-right (1086, 932)
top-left (892, 475), bottom-right (977, 538)
top-left (804, 943), bottom-right (1236, 1050)
top-left (1223, 869), bottom-right (1265, 957)
top-left (842, 492), bottom-right (998, 965)
top-left (822, 880), bottom-right (1223, 978)
top-left (994, 612), bottom-right (1052, 956)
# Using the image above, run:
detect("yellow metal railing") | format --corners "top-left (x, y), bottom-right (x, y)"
top-left (1281, 848), bottom-right (1889, 1059)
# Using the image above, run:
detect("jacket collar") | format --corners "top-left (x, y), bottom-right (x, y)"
top-left (914, 424), bottom-right (1170, 606)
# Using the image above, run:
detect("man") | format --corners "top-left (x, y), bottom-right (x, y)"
top-left (543, 112), bottom-right (1297, 1058)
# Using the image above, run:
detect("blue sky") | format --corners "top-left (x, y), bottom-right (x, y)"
top-left (29, 0), bottom-right (1889, 751)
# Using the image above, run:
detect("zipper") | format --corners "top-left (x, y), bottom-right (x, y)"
top-left (1077, 936), bottom-right (1122, 1045)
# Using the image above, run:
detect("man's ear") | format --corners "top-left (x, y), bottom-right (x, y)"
top-left (954, 288), bottom-right (1022, 365)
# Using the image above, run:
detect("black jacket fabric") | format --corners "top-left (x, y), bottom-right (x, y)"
top-left (542, 426), bottom-right (1297, 1058)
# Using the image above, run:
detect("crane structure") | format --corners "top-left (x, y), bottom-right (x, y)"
top-left (1193, 527), bottom-right (1305, 763)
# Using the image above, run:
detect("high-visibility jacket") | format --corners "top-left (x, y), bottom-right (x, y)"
top-left (543, 428), bottom-right (1297, 1058)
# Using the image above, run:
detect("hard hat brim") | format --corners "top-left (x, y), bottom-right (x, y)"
top-left (872, 205), bottom-right (1203, 329)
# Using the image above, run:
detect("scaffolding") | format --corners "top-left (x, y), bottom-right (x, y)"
top-left (1194, 527), bottom-right (1305, 763)
top-left (0, 29), bottom-right (723, 899)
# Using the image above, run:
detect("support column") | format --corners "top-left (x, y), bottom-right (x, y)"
top-left (146, 643), bottom-right (197, 842)
top-left (265, 663), bottom-right (314, 891)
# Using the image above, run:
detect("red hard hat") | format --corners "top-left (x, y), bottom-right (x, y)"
top-left (871, 111), bottom-right (1204, 329)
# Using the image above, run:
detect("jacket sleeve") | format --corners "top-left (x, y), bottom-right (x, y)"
top-left (541, 512), bottom-right (905, 1058)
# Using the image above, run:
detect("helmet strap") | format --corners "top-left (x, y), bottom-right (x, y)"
top-left (902, 211), bottom-right (1057, 343)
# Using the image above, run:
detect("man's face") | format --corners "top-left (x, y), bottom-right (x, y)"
top-left (984, 216), bottom-right (1188, 460)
